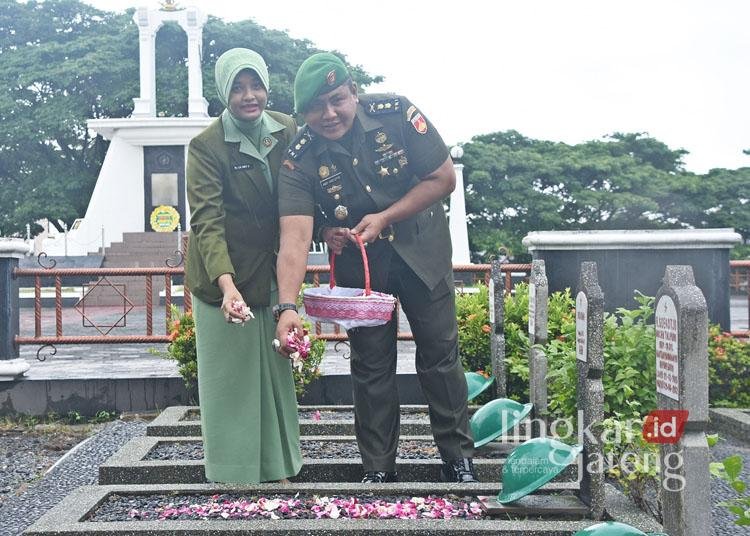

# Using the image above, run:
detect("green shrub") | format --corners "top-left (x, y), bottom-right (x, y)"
top-left (153, 304), bottom-right (324, 399)
top-left (600, 415), bottom-right (662, 522)
top-left (503, 282), bottom-right (531, 401)
top-left (455, 285), bottom-right (491, 375)
top-left (710, 436), bottom-right (750, 527)
top-left (461, 283), bottom-right (750, 417)
top-left (708, 325), bottom-right (750, 407)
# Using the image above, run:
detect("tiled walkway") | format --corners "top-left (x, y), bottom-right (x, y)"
top-left (18, 304), bottom-right (417, 379)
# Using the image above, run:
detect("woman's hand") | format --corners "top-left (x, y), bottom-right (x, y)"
top-left (321, 226), bottom-right (352, 255)
top-left (217, 274), bottom-right (252, 323)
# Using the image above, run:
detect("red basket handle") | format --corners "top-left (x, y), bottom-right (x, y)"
top-left (329, 234), bottom-right (371, 296)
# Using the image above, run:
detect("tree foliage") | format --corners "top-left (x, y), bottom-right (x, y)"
top-left (0, 0), bottom-right (381, 235)
top-left (462, 131), bottom-right (750, 260)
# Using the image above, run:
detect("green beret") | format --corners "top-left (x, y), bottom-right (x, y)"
top-left (294, 52), bottom-right (350, 114)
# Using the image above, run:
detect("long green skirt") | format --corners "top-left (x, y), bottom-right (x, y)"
top-left (193, 296), bottom-right (302, 484)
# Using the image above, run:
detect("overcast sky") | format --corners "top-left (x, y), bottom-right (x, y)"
top-left (82, 0), bottom-right (750, 174)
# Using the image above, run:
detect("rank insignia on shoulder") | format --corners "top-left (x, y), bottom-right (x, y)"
top-left (406, 105), bottom-right (417, 122)
top-left (365, 97), bottom-right (401, 115)
top-left (286, 126), bottom-right (315, 161)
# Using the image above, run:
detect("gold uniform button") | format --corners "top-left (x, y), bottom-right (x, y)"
top-left (352, 158), bottom-right (358, 166)
top-left (365, 185), bottom-right (372, 193)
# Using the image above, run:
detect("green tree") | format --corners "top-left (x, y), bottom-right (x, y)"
top-left (0, 0), bottom-right (381, 235)
top-left (462, 131), bottom-right (676, 259)
top-left (462, 131), bottom-right (750, 261)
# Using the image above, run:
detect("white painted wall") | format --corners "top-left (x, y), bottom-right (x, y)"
top-left (38, 119), bottom-right (210, 256)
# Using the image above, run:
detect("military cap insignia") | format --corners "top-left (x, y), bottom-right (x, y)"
top-left (326, 69), bottom-right (337, 85)
top-left (365, 97), bottom-right (401, 115)
top-left (286, 126), bottom-right (315, 161)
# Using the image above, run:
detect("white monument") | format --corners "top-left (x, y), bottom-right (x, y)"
top-left (40, 3), bottom-right (211, 256)
top-left (448, 146), bottom-right (471, 264)
top-left (40, 4), bottom-right (475, 262)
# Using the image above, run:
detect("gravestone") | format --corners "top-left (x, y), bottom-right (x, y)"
top-left (576, 261), bottom-right (605, 520)
top-left (654, 265), bottom-right (710, 536)
top-left (528, 260), bottom-right (548, 433)
top-left (490, 259), bottom-right (506, 397)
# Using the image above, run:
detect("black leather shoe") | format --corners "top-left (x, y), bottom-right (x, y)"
top-left (361, 471), bottom-right (398, 483)
top-left (441, 458), bottom-right (478, 483)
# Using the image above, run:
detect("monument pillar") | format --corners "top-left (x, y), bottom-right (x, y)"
top-left (131, 5), bottom-right (208, 119)
top-left (448, 146), bottom-right (471, 264)
top-left (185, 8), bottom-right (209, 118)
top-left (132, 7), bottom-right (157, 118)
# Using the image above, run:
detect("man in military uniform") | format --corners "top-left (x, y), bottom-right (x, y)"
top-left (274, 52), bottom-right (476, 484)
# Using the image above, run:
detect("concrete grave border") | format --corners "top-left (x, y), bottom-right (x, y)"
top-left (99, 436), bottom-right (574, 485)
top-left (146, 405), bottom-right (525, 438)
top-left (24, 482), bottom-right (662, 535)
top-left (709, 407), bottom-right (750, 443)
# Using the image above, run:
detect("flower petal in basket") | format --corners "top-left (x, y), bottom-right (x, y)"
top-left (302, 234), bottom-right (396, 330)
top-left (303, 285), bottom-right (396, 330)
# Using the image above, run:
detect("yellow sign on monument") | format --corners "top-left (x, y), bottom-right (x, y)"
top-left (150, 205), bottom-right (180, 232)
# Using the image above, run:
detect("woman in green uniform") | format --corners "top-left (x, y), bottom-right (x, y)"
top-left (185, 48), bottom-right (302, 484)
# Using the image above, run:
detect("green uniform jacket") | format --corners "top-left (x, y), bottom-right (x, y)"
top-left (186, 111), bottom-right (298, 306)
top-left (278, 94), bottom-right (452, 291)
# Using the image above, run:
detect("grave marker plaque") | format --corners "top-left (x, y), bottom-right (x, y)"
top-left (575, 292), bottom-right (588, 363)
top-left (655, 295), bottom-right (679, 401)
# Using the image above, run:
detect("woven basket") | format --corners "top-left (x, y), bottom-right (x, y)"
top-left (303, 235), bottom-right (396, 328)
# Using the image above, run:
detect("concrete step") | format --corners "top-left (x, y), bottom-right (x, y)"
top-left (146, 406), bottom-right (531, 438)
top-left (101, 255), bottom-right (179, 265)
top-left (99, 231), bottom-right (185, 270)
top-left (99, 435), bottom-right (553, 485)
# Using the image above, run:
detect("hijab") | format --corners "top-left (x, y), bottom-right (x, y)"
top-left (214, 48), bottom-right (271, 143)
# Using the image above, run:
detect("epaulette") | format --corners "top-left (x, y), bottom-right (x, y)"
top-left (364, 96), bottom-right (401, 115)
top-left (286, 126), bottom-right (315, 161)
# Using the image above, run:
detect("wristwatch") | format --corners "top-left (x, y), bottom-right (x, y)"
top-left (272, 303), bottom-right (298, 321)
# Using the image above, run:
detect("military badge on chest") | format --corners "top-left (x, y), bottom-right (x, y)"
top-left (318, 163), bottom-right (348, 220)
top-left (372, 130), bottom-right (408, 178)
